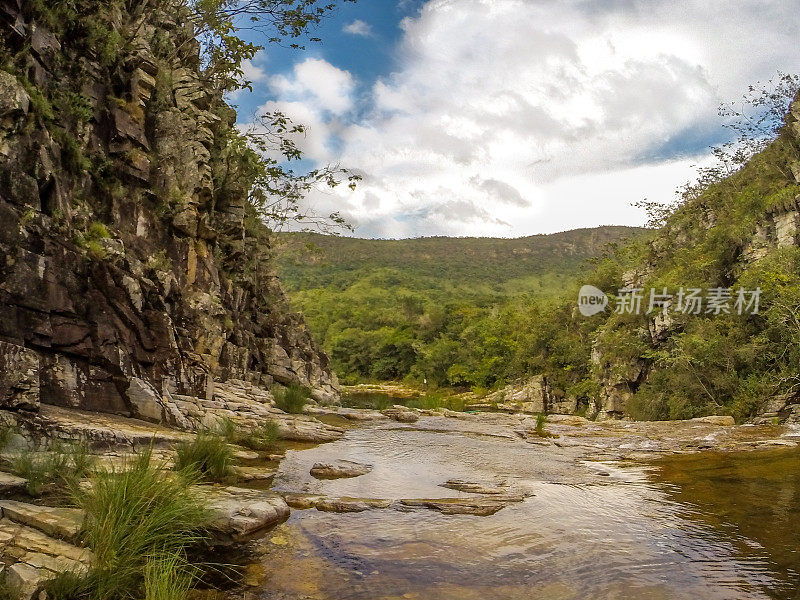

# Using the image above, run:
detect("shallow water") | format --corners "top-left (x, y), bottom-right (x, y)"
top-left (255, 417), bottom-right (800, 600)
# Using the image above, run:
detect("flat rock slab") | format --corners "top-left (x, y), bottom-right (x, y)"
top-left (0, 501), bottom-right (84, 542)
top-left (33, 405), bottom-right (193, 449)
top-left (310, 460), bottom-right (373, 480)
top-left (275, 417), bottom-right (345, 443)
top-left (233, 465), bottom-right (278, 482)
top-left (282, 493), bottom-right (525, 516)
top-left (283, 494), bottom-right (391, 513)
top-left (0, 518), bottom-right (93, 599)
top-left (200, 486), bottom-right (290, 542)
top-left (440, 479), bottom-right (507, 495)
top-left (0, 471), bottom-right (27, 494)
top-left (398, 497), bottom-right (521, 516)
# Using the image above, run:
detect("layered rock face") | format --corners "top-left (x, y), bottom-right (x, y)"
top-left (0, 0), bottom-right (339, 424)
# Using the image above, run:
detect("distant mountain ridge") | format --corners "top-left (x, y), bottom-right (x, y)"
top-left (275, 226), bottom-right (647, 293)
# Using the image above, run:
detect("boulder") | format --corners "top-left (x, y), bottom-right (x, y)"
top-left (201, 486), bottom-right (290, 542)
top-left (0, 71), bottom-right (29, 118)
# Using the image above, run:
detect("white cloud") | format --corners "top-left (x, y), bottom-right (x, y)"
top-left (343, 19), bottom-right (374, 37)
top-left (268, 58), bottom-right (355, 115)
top-left (250, 0), bottom-right (800, 237)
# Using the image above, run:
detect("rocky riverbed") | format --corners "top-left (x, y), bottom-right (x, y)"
top-left (245, 405), bottom-right (800, 600)
top-left (1, 390), bottom-right (798, 599)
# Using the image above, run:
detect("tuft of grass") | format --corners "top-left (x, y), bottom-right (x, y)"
top-left (237, 421), bottom-right (281, 452)
top-left (0, 421), bottom-right (17, 452)
top-left (144, 551), bottom-right (196, 600)
top-left (76, 449), bottom-right (208, 600)
top-left (174, 433), bottom-right (235, 483)
top-left (273, 383), bottom-right (310, 414)
top-left (215, 417), bottom-right (281, 453)
top-left (42, 570), bottom-right (91, 600)
top-left (10, 439), bottom-right (95, 497)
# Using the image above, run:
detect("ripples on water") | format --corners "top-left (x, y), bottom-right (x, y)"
top-left (260, 416), bottom-right (800, 600)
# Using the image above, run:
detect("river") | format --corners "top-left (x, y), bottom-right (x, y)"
top-left (243, 398), bottom-right (800, 600)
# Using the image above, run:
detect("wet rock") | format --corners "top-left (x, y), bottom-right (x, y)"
top-left (233, 465), bottom-right (277, 482)
top-left (398, 497), bottom-right (517, 517)
top-left (201, 486), bottom-right (290, 542)
top-left (282, 493), bottom-right (391, 513)
top-left (310, 460), bottom-right (373, 480)
top-left (275, 417), bottom-right (345, 443)
top-left (439, 480), bottom-right (506, 495)
top-left (382, 406), bottom-right (419, 423)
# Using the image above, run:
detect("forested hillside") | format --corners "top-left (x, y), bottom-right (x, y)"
top-left (275, 227), bottom-right (645, 388)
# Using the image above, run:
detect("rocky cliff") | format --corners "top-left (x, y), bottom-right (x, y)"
top-left (0, 0), bottom-right (339, 427)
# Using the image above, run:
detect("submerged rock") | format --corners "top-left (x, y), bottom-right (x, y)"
top-left (310, 460), bottom-right (373, 480)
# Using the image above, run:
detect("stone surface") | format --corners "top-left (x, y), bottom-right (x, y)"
top-left (310, 460), bottom-right (373, 480)
top-left (0, 518), bottom-right (93, 599)
top-left (201, 486), bottom-right (290, 542)
top-left (0, 0), bottom-right (340, 424)
top-left (0, 342), bottom-right (39, 410)
top-left (0, 471), bottom-right (27, 494)
top-left (0, 501), bottom-right (84, 542)
top-left (690, 415), bottom-right (736, 426)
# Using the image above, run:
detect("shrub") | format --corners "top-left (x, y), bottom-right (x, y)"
top-left (146, 250), bottom-right (172, 273)
top-left (174, 433), bottom-right (235, 483)
top-left (76, 449), bottom-right (208, 600)
top-left (273, 383), bottom-right (310, 414)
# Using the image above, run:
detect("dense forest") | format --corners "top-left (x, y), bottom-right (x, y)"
top-left (275, 227), bottom-right (644, 390)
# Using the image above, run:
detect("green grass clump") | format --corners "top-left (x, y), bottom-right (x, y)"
top-left (144, 551), bottom-right (196, 600)
top-left (273, 383), bottom-right (310, 414)
top-left (76, 449), bottom-right (208, 600)
top-left (174, 433), bottom-right (235, 483)
top-left (215, 417), bottom-right (281, 452)
top-left (10, 439), bottom-right (95, 497)
top-left (42, 570), bottom-right (91, 600)
top-left (535, 413), bottom-right (547, 435)
top-left (237, 421), bottom-right (281, 452)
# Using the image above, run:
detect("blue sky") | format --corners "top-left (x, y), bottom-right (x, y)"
top-left (230, 0), bottom-right (800, 239)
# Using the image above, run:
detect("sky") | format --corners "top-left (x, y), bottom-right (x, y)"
top-left (230, 0), bottom-right (800, 239)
